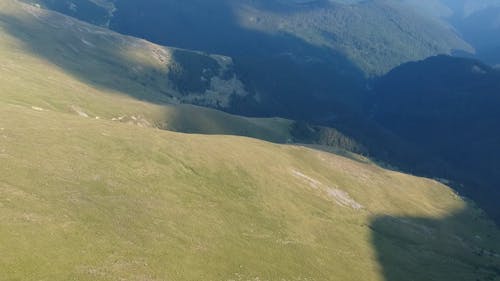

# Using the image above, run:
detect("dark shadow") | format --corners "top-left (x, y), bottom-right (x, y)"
top-left (370, 55), bottom-right (500, 225)
top-left (370, 202), bottom-right (500, 281)
top-left (109, 0), bottom-right (368, 120)
top-left (0, 10), bottom-right (174, 104)
top-left (109, 0), bottom-right (338, 57)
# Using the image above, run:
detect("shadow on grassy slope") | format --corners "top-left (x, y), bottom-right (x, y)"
top-left (0, 1), bottom-right (369, 146)
top-left (0, 9), bottom-right (172, 104)
top-left (371, 204), bottom-right (500, 281)
top-left (0, 1), bottom-right (366, 121)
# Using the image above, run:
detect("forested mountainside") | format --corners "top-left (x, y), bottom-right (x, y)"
top-left (25, 0), bottom-right (473, 121)
top-left (406, 0), bottom-right (500, 65)
top-left (371, 55), bottom-right (500, 223)
top-left (30, 0), bottom-right (472, 75)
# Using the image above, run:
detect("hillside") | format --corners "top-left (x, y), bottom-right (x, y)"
top-left (371, 55), bottom-right (500, 224)
top-left (2, 0), bottom-right (260, 110)
top-left (406, 0), bottom-right (500, 65)
top-left (2, 98), bottom-right (500, 280)
top-left (29, 0), bottom-right (472, 76)
top-left (0, 0), bottom-right (294, 143)
top-left (23, 0), bottom-right (474, 122)
top-left (1, 0), bottom-right (499, 280)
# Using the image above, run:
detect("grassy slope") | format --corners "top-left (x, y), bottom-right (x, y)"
top-left (1, 0), bottom-right (255, 108)
top-left (0, 1), bottom-right (499, 280)
top-left (1, 100), bottom-right (499, 281)
top-left (0, 0), bottom-right (292, 143)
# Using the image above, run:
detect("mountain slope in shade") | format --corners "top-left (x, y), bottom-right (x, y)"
top-left (2, 0), bottom-right (256, 110)
top-left (31, 0), bottom-right (473, 75)
top-left (372, 55), bottom-right (500, 224)
top-left (23, 0), bottom-right (474, 122)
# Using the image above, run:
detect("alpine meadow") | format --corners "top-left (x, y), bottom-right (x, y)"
top-left (1, 0), bottom-right (500, 280)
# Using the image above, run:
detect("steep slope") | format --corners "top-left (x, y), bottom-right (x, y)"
top-left (2, 0), bottom-right (378, 156)
top-left (0, 0), bottom-right (292, 143)
top-left (371, 55), bottom-right (500, 224)
top-left (447, 2), bottom-right (500, 65)
top-left (230, 0), bottom-right (471, 75)
top-left (2, 0), bottom-right (256, 110)
top-left (30, 0), bottom-right (472, 75)
top-left (24, 0), bottom-right (473, 121)
top-left (406, 0), bottom-right (500, 65)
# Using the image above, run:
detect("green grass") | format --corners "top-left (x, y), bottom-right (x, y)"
top-left (0, 0), bottom-right (254, 109)
top-left (1, 100), bottom-right (499, 281)
top-left (0, 0), bottom-right (292, 143)
top-left (0, 1), bottom-right (499, 280)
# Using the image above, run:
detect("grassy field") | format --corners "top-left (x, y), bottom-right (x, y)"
top-left (0, 1), bottom-right (499, 280)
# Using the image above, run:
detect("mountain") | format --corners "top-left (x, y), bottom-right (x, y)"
top-left (1, 1), bottom-right (500, 280)
top-left (24, 0), bottom-right (475, 121)
top-left (27, 0), bottom-right (473, 75)
top-left (0, 0), bottom-right (391, 160)
top-left (16, 0), bottom-right (500, 226)
top-left (405, 0), bottom-right (500, 65)
top-left (1, 0), bottom-right (266, 114)
top-left (33, 0), bottom-right (474, 75)
top-left (447, 1), bottom-right (500, 66)
top-left (0, 0), bottom-right (296, 141)
top-left (371, 55), bottom-right (500, 224)
top-left (3, 94), bottom-right (500, 281)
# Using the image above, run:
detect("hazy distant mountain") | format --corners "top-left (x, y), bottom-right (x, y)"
top-left (406, 0), bottom-right (500, 65)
